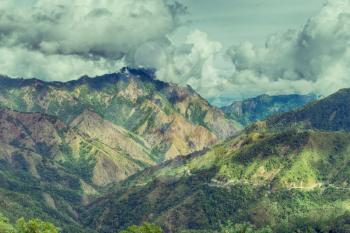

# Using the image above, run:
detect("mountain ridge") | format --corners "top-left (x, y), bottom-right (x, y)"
top-left (3, 69), bottom-right (349, 233)
top-left (222, 93), bottom-right (317, 126)
top-left (82, 87), bottom-right (350, 233)
top-left (0, 68), bottom-right (241, 161)
top-left (267, 88), bottom-right (350, 131)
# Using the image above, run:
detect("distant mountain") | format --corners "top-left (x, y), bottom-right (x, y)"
top-left (267, 88), bottom-right (350, 131)
top-left (222, 94), bottom-right (317, 126)
top-left (0, 68), bottom-right (240, 161)
top-left (83, 89), bottom-right (350, 233)
top-left (207, 96), bottom-right (237, 107)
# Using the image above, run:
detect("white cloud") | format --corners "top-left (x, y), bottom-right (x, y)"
top-left (1, 0), bottom-right (349, 102)
top-left (152, 30), bottom-right (223, 85)
top-left (226, 0), bottom-right (350, 96)
top-left (0, 0), bottom-right (183, 80)
top-left (150, 0), bottom-right (350, 100)
top-left (0, 47), bottom-right (125, 81)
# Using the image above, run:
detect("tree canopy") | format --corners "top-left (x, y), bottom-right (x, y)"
top-left (119, 222), bottom-right (163, 233)
top-left (0, 214), bottom-right (59, 233)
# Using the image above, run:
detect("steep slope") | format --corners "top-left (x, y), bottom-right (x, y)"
top-left (84, 129), bottom-right (350, 233)
top-left (68, 110), bottom-right (155, 185)
top-left (83, 89), bottom-right (350, 233)
top-left (222, 94), bottom-right (317, 126)
top-left (267, 88), bottom-right (350, 131)
top-left (0, 108), bottom-right (154, 186)
top-left (0, 108), bottom-right (96, 232)
top-left (0, 68), bottom-right (240, 160)
top-left (0, 108), bottom-right (170, 232)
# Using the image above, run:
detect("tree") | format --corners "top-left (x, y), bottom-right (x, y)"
top-left (220, 222), bottom-right (272, 233)
top-left (0, 214), bottom-right (16, 233)
top-left (119, 222), bottom-right (163, 233)
top-left (16, 218), bottom-right (59, 233)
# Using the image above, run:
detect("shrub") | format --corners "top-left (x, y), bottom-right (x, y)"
top-left (119, 222), bottom-right (162, 233)
top-left (16, 218), bottom-right (59, 233)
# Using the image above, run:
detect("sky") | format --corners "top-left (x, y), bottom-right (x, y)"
top-left (2, 0), bottom-right (350, 105)
top-left (174, 0), bottom-right (325, 47)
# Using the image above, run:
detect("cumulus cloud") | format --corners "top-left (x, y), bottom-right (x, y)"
top-left (0, 47), bottom-right (126, 81)
top-left (0, 0), bottom-right (184, 80)
top-left (155, 30), bottom-right (223, 83)
top-left (1, 0), bottom-right (349, 101)
top-left (135, 0), bottom-right (350, 100)
top-left (226, 0), bottom-right (350, 96)
top-left (132, 29), bottom-right (230, 97)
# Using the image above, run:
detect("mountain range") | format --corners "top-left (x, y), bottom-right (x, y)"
top-left (83, 87), bottom-right (350, 232)
top-left (0, 68), bottom-right (241, 232)
top-left (0, 68), bottom-right (241, 183)
top-left (221, 94), bottom-right (317, 126)
top-left (0, 68), bottom-right (350, 233)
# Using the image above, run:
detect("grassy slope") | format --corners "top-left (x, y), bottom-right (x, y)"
top-left (0, 160), bottom-right (96, 233)
top-left (83, 128), bottom-right (350, 233)
top-left (0, 109), bottom-right (97, 232)
top-left (267, 88), bottom-right (350, 131)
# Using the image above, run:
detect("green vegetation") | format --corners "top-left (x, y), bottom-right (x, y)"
top-left (16, 218), bottom-right (59, 233)
top-left (186, 103), bottom-right (208, 126)
top-left (0, 214), bottom-right (59, 233)
top-left (0, 72), bottom-right (238, 232)
top-left (222, 94), bottom-right (316, 126)
top-left (3, 73), bottom-right (350, 232)
top-left (83, 128), bottom-right (350, 232)
top-left (0, 213), bottom-right (16, 233)
top-left (267, 89), bottom-right (350, 131)
top-left (61, 141), bottom-right (97, 182)
top-left (219, 222), bottom-right (272, 233)
top-left (119, 222), bottom-right (162, 233)
top-left (0, 160), bottom-right (89, 232)
top-left (149, 143), bottom-right (171, 162)
top-left (0, 70), bottom-right (238, 163)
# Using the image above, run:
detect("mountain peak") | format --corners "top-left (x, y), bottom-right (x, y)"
top-left (120, 66), bottom-right (157, 79)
